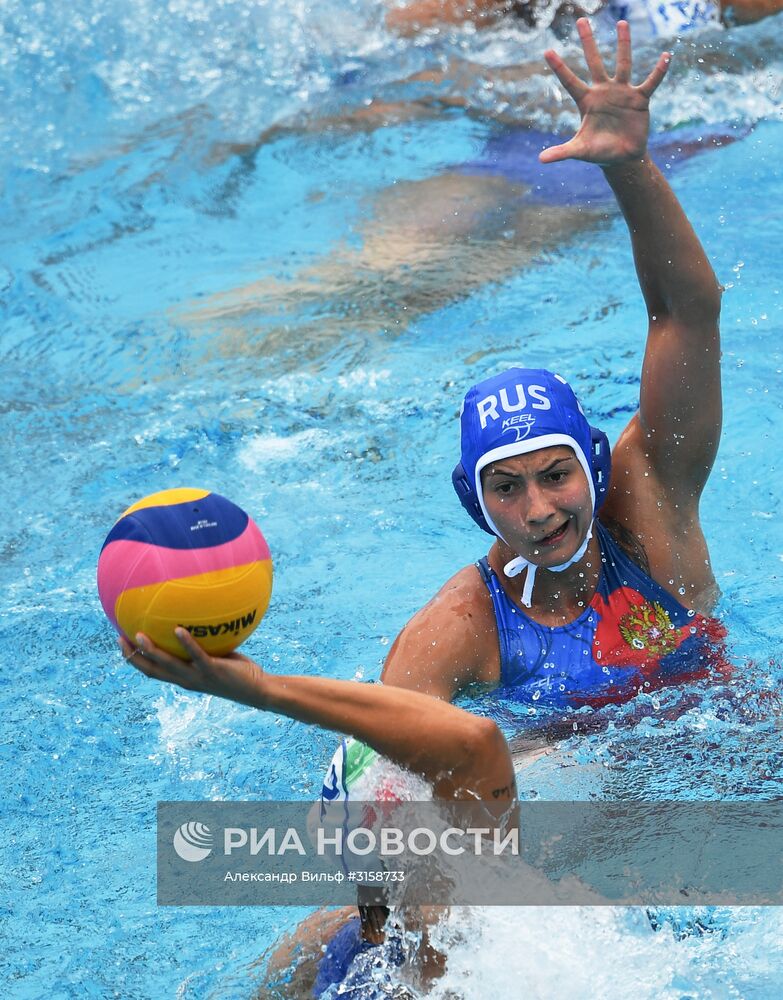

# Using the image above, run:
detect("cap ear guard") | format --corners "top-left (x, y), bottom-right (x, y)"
top-left (452, 462), bottom-right (494, 535)
top-left (590, 424), bottom-right (612, 511)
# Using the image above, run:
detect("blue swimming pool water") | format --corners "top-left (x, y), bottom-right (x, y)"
top-left (3, 2), bottom-right (783, 996)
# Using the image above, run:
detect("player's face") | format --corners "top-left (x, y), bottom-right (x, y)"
top-left (481, 446), bottom-right (592, 566)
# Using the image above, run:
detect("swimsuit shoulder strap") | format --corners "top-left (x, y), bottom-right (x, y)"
top-left (476, 556), bottom-right (527, 683)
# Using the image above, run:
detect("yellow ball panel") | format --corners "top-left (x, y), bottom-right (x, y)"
top-left (115, 559), bottom-right (273, 657)
top-left (120, 487), bottom-right (211, 519)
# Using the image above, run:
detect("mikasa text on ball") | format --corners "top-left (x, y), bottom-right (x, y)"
top-left (97, 488), bottom-right (272, 657)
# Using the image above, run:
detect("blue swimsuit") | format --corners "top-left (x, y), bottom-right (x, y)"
top-left (478, 520), bottom-right (724, 708)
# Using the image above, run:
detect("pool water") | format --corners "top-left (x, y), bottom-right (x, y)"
top-left (3, 1), bottom-right (783, 996)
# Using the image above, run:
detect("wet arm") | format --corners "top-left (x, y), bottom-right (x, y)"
top-left (381, 619), bottom-right (480, 702)
top-left (260, 671), bottom-right (512, 798)
top-left (604, 158), bottom-right (722, 495)
top-left (123, 629), bottom-right (513, 801)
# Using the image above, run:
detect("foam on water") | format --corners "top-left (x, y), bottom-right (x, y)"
top-left (429, 907), bottom-right (783, 999)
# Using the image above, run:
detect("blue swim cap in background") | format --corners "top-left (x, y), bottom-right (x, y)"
top-left (452, 367), bottom-right (611, 605)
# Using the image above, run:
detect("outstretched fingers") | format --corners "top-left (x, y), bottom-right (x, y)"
top-left (543, 49), bottom-right (588, 103)
top-left (576, 17), bottom-right (608, 83)
top-left (614, 20), bottom-right (632, 84)
top-left (637, 50), bottom-right (672, 98)
top-left (539, 137), bottom-right (581, 164)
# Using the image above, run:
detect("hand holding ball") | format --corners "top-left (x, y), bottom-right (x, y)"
top-left (97, 488), bottom-right (272, 657)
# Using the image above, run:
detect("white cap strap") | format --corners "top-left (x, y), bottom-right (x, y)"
top-left (502, 521), bottom-right (594, 608)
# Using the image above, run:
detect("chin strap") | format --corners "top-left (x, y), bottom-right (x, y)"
top-left (503, 521), bottom-right (594, 608)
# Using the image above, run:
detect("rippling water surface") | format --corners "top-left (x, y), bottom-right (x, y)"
top-left (2, 1), bottom-right (783, 996)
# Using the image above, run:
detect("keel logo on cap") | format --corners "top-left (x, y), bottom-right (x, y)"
top-left (476, 383), bottom-right (551, 429)
top-left (502, 413), bottom-right (536, 442)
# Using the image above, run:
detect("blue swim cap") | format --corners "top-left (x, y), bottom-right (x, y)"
top-left (452, 367), bottom-right (611, 538)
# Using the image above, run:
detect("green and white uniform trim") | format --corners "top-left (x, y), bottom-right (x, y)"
top-left (320, 737), bottom-right (380, 808)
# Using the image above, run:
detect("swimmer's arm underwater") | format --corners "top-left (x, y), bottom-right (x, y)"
top-left (721, 0), bottom-right (783, 22)
top-left (119, 628), bottom-right (516, 804)
top-left (386, 0), bottom-right (586, 33)
top-left (386, 0), bottom-right (515, 33)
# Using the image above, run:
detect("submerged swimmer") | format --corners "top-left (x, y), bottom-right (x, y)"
top-left (185, 0), bottom-right (754, 358)
top-left (386, 0), bottom-right (783, 35)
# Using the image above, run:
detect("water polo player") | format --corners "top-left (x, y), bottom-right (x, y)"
top-left (122, 20), bottom-right (728, 992)
top-left (380, 17), bottom-right (727, 711)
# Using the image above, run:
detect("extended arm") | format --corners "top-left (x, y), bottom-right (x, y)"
top-left (121, 628), bottom-right (515, 803)
top-left (603, 157), bottom-right (721, 493)
top-left (540, 20), bottom-right (722, 498)
top-left (539, 20), bottom-right (722, 607)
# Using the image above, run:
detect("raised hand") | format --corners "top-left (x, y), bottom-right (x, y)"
top-left (540, 18), bottom-right (671, 166)
top-left (119, 628), bottom-right (268, 708)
